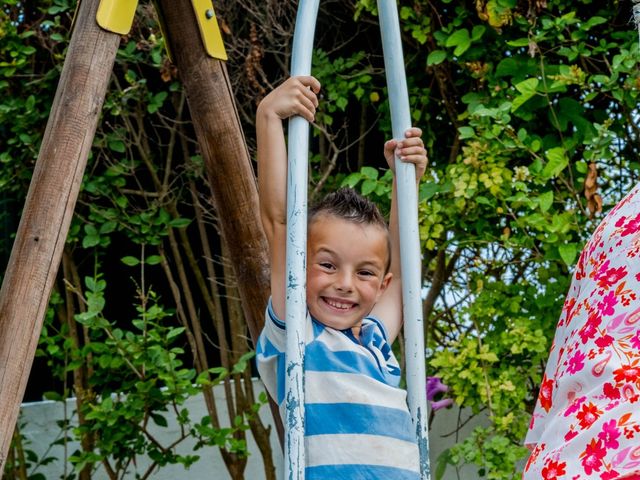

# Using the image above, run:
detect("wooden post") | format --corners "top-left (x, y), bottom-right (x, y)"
top-left (0, 0), bottom-right (120, 470)
top-left (155, 0), bottom-right (281, 441)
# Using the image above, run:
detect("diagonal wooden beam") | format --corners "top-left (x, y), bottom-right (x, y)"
top-left (0, 0), bottom-right (121, 470)
top-left (155, 0), bottom-right (281, 444)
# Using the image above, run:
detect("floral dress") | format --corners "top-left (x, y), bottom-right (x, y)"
top-left (523, 183), bottom-right (640, 480)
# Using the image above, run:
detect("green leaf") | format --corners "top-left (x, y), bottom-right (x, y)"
top-left (585, 16), bottom-right (607, 29)
top-left (360, 166), bottom-right (379, 180)
top-left (511, 78), bottom-right (539, 111)
top-left (495, 58), bottom-right (519, 78)
top-left (435, 449), bottom-right (452, 480)
top-left (361, 179), bottom-right (377, 196)
top-left (341, 172), bottom-right (362, 188)
top-left (99, 221), bottom-right (117, 235)
top-left (558, 243), bottom-right (578, 266)
top-left (121, 256), bottom-right (140, 266)
top-left (541, 147), bottom-right (569, 179)
top-left (446, 29), bottom-right (471, 56)
top-left (458, 126), bottom-right (475, 139)
top-left (108, 140), bottom-right (126, 153)
top-left (146, 255), bottom-right (162, 265)
top-left (169, 218), bottom-right (192, 228)
top-left (506, 38), bottom-right (530, 47)
top-left (82, 235), bottom-right (100, 249)
top-left (538, 191), bottom-right (553, 212)
top-left (427, 50), bottom-right (447, 66)
top-left (167, 327), bottom-right (186, 340)
top-left (471, 25), bottom-right (486, 41)
top-left (515, 78), bottom-right (539, 96)
top-left (150, 413), bottom-right (168, 427)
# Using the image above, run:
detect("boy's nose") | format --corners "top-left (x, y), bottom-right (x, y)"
top-left (335, 272), bottom-right (354, 292)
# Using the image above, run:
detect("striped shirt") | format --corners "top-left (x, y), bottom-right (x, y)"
top-left (256, 299), bottom-right (420, 479)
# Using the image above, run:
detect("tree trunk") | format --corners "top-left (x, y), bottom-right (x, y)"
top-left (155, 0), bottom-right (283, 445)
top-left (0, 0), bottom-right (120, 469)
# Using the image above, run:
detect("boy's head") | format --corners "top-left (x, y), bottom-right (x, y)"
top-left (306, 188), bottom-right (392, 334)
top-left (309, 188), bottom-right (391, 273)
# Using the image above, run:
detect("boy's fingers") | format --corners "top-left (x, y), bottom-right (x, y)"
top-left (396, 138), bottom-right (423, 150)
top-left (295, 75), bottom-right (322, 94)
top-left (400, 146), bottom-right (427, 156)
top-left (404, 127), bottom-right (422, 137)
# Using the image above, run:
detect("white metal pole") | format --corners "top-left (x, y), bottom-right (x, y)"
top-left (285, 1), bottom-right (320, 479)
top-left (377, 0), bottom-right (431, 478)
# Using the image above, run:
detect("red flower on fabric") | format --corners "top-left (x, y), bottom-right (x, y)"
top-left (579, 313), bottom-right (601, 344)
top-left (595, 261), bottom-right (627, 289)
top-left (542, 459), bottom-right (567, 479)
top-left (564, 297), bottom-right (578, 325)
top-left (603, 382), bottom-right (621, 400)
top-left (600, 471), bottom-right (621, 480)
top-left (613, 364), bottom-right (640, 384)
top-left (620, 213), bottom-right (640, 236)
top-left (567, 350), bottom-right (587, 374)
top-left (598, 290), bottom-right (618, 316)
top-left (598, 419), bottom-right (621, 449)
top-left (595, 334), bottom-right (614, 348)
top-left (576, 402), bottom-right (602, 430)
top-left (615, 215), bottom-right (628, 228)
top-left (539, 375), bottom-right (554, 412)
top-left (564, 429), bottom-right (578, 441)
top-left (580, 438), bottom-right (606, 475)
top-left (565, 396), bottom-right (587, 416)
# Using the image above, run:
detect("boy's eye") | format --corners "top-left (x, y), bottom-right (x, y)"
top-left (358, 270), bottom-right (375, 277)
top-left (319, 262), bottom-right (334, 270)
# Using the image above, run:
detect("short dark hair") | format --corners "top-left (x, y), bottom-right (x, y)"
top-left (308, 188), bottom-right (391, 272)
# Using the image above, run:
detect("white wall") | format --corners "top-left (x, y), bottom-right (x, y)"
top-left (16, 379), bottom-right (501, 479)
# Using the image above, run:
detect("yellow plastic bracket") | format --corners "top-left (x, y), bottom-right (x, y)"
top-left (96, 0), bottom-right (139, 35)
top-left (189, 0), bottom-right (228, 61)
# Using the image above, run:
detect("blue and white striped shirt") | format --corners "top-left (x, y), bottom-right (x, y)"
top-left (256, 299), bottom-right (420, 479)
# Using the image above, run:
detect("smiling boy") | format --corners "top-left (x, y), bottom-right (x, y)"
top-left (255, 76), bottom-right (427, 479)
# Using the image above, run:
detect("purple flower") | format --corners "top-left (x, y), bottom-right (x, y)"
top-left (426, 376), bottom-right (452, 411)
top-left (426, 376), bottom-right (449, 400)
top-left (431, 398), bottom-right (454, 411)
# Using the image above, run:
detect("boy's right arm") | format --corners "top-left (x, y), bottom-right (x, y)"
top-left (256, 76), bottom-right (321, 320)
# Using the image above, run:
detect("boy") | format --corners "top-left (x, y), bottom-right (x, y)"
top-left (255, 76), bottom-right (427, 479)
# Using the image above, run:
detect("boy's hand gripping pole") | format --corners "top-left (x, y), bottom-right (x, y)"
top-left (285, 1), bottom-right (320, 478)
top-left (378, 1), bottom-right (431, 478)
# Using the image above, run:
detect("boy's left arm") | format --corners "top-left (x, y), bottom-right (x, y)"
top-left (370, 128), bottom-right (427, 343)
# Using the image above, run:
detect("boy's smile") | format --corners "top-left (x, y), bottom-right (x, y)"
top-left (306, 214), bottom-right (392, 336)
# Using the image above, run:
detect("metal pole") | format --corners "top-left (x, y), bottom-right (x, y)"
top-left (377, 0), bottom-right (431, 478)
top-left (285, 1), bottom-right (320, 478)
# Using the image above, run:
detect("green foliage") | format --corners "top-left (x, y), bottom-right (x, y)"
top-left (39, 270), bottom-right (258, 476)
top-left (345, 0), bottom-right (640, 476)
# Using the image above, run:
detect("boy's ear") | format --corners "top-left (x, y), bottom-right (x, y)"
top-left (378, 272), bottom-right (393, 297)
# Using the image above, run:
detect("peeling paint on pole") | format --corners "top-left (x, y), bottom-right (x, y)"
top-left (377, 0), bottom-right (431, 478)
top-left (284, 1), bottom-right (320, 479)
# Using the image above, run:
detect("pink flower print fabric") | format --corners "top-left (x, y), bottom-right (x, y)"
top-left (523, 183), bottom-right (640, 479)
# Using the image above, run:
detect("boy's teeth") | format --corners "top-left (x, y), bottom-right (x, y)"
top-left (326, 299), bottom-right (351, 309)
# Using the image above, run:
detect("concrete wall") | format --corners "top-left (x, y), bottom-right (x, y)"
top-left (16, 379), bottom-right (498, 479)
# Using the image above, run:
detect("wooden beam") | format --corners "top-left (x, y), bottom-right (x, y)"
top-left (154, 0), bottom-right (280, 442)
top-left (0, 0), bottom-right (120, 469)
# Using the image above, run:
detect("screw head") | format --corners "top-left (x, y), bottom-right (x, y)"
top-left (205, 9), bottom-right (214, 19)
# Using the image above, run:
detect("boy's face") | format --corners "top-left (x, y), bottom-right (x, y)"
top-left (306, 214), bottom-right (392, 334)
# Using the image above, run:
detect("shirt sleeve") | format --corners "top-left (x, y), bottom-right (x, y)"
top-left (256, 298), bottom-right (286, 405)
